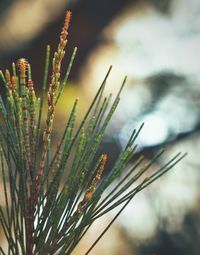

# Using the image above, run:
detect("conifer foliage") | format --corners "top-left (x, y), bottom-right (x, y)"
top-left (0, 11), bottom-right (186, 255)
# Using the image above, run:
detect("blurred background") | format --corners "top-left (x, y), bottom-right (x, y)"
top-left (0, 0), bottom-right (200, 254)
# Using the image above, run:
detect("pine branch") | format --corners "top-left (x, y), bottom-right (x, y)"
top-left (0, 10), bottom-right (186, 255)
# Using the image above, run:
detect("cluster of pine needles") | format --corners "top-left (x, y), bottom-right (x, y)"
top-left (0, 10), bottom-right (186, 255)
